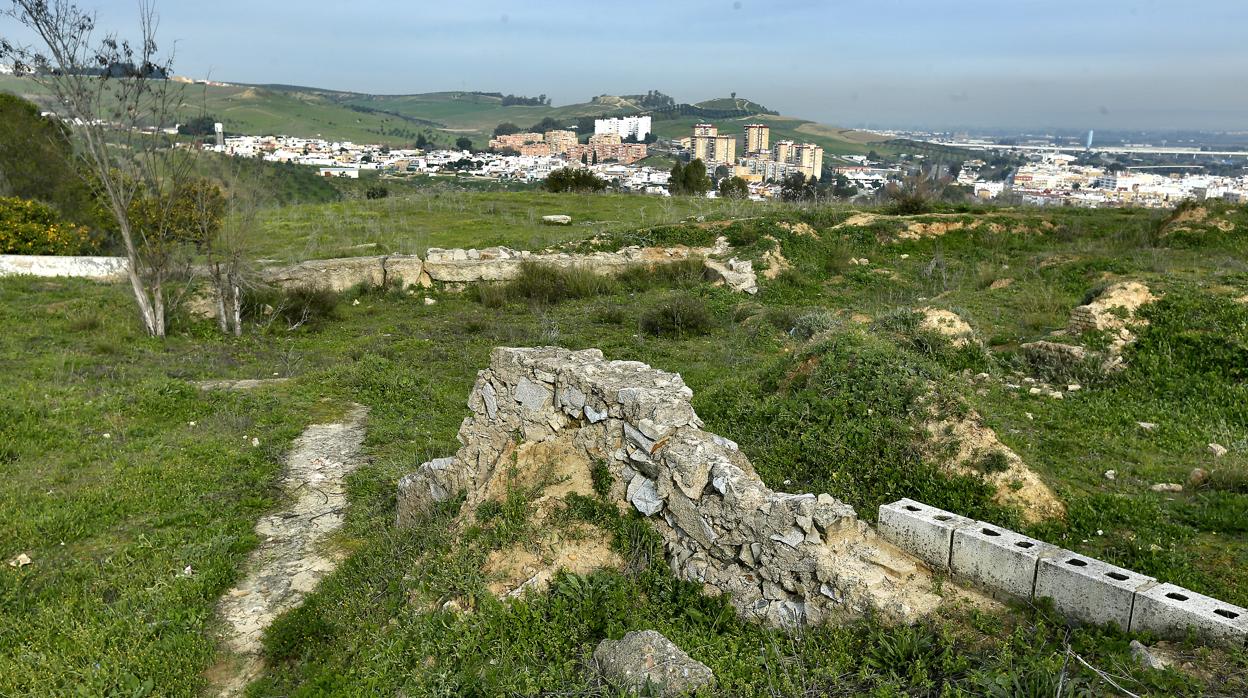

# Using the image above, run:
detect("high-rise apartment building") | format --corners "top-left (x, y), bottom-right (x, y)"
top-left (744, 124), bottom-right (770, 155)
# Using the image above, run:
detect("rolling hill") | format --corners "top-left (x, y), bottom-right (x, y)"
top-left (0, 75), bottom-right (931, 158)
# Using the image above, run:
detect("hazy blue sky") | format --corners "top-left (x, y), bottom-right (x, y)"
top-left (7, 0), bottom-right (1248, 130)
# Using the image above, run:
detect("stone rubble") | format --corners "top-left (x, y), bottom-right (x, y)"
top-left (397, 347), bottom-right (941, 628)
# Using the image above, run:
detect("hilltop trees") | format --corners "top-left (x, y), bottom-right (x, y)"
top-left (669, 159), bottom-right (710, 196)
top-left (493, 122), bottom-right (522, 137)
top-left (455, 137), bottom-right (474, 151)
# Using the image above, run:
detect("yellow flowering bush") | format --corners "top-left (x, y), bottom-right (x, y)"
top-left (0, 196), bottom-right (97, 255)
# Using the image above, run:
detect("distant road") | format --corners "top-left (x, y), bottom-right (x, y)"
top-left (920, 140), bottom-right (1248, 158)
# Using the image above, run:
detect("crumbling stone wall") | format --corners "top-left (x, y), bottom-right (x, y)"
top-left (397, 347), bottom-right (940, 627)
top-left (2, 241), bottom-right (759, 296)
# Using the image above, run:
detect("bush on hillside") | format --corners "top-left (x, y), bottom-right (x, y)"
top-left (242, 284), bottom-right (340, 328)
top-left (0, 197), bottom-right (96, 255)
top-left (640, 293), bottom-right (713, 337)
top-left (501, 262), bottom-right (616, 305)
top-left (544, 168), bottom-right (607, 194)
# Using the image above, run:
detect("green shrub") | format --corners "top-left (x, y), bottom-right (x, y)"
top-left (616, 257), bottom-right (706, 291)
top-left (243, 284), bottom-right (340, 327)
top-left (543, 168), bottom-right (607, 193)
top-left (640, 293), bottom-right (713, 337)
top-left (501, 262), bottom-right (617, 305)
top-left (0, 196), bottom-right (96, 255)
top-left (591, 302), bottom-right (627, 325)
top-left (470, 282), bottom-right (509, 308)
top-left (792, 308), bottom-right (840, 339)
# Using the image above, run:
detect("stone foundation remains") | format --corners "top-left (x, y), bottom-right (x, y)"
top-left (2, 239), bottom-right (759, 297)
top-left (397, 347), bottom-right (940, 627)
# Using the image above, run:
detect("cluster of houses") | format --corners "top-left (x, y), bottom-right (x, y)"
top-left (1001, 152), bottom-right (1248, 207)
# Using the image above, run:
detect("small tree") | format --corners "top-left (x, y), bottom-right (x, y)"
top-left (3, 0), bottom-right (200, 337)
top-left (681, 159), bottom-right (710, 196)
top-left (455, 136), bottom-right (473, 151)
top-left (717, 175), bottom-right (749, 200)
top-left (668, 161), bottom-right (686, 195)
top-left (781, 173), bottom-right (816, 203)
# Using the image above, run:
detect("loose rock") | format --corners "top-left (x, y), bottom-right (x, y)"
top-left (593, 630), bottom-right (714, 696)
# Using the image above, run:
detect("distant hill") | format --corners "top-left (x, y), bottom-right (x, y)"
top-left (693, 96), bottom-right (777, 115)
top-left (0, 75), bottom-right (948, 159)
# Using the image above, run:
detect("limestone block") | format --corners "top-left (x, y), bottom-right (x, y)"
top-left (951, 522), bottom-right (1058, 599)
top-left (1130, 583), bottom-right (1248, 646)
top-left (382, 255), bottom-right (425, 288)
top-left (877, 499), bottom-right (974, 570)
top-left (1035, 553), bottom-right (1155, 630)
top-left (261, 256), bottom-right (386, 292)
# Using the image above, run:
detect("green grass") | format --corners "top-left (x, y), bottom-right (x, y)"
top-left (2, 197), bottom-right (1247, 695)
top-left (249, 189), bottom-right (775, 262)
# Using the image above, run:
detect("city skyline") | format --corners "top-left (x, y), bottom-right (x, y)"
top-left (3, 0), bottom-right (1247, 131)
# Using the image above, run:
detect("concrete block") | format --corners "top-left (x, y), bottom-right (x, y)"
top-left (951, 523), bottom-right (1059, 599)
top-left (878, 499), bottom-right (974, 570)
top-left (1035, 553), bottom-right (1155, 630)
top-left (1130, 583), bottom-right (1248, 646)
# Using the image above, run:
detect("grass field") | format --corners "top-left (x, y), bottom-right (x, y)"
top-left (2, 193), bottom-right (1247, 696)
top-left (249, 189), bottom-right (775, 262)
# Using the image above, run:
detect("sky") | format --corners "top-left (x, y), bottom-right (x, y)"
top-left (5, 0), bottom-right (1248, 131)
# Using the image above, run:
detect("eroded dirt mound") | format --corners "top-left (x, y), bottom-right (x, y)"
top-left (919, 308), bottom-right (975, 347)
top-left (777, 221), bottom-right (820, 238)
top-left (926, 409), bottom-right (1065, 523)
top-left (1160, 204), bottom-right (1237, 236)
top-left (761, 236), bottom-right (792, 280)
top-left (459, 434), bottom-right (623, 599)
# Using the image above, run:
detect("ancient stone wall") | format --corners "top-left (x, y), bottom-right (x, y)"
top-left (1, 241), bottom-right (758, 295)
top-left (397, 347), bottom-right (940, 627)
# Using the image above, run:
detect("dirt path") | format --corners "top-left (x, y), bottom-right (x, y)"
top-left (206, 404), bottom-right (369, 696)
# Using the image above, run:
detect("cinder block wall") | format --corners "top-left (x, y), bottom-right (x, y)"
top-left (879, 498), bottom-right (1248, 646)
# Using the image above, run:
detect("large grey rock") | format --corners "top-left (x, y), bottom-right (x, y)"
top-left (593, 630), bottom-right (714, 696)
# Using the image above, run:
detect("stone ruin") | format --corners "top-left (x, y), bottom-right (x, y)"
top-left (397, 347), bottom-right (941, 627)
top-left (1022, 280), bottom-right (1157, 374)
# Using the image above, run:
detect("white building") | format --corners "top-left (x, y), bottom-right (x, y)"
top-left (594, 115), bottom-right (652, 141)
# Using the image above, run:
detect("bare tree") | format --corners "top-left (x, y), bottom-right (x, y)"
top-left (201, 166), bottom-right (262, 336)
top-left (2, 0), bottom-right (193, 336)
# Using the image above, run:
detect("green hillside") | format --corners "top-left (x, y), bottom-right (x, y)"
top-left (693, 96), bottom-right (775, 114)
top-left (0, 75), bottom-right (933, 159)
